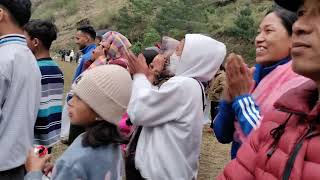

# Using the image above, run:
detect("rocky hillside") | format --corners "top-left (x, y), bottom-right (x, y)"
top-left (31, 0), bottom-right (273, 62)
top-left (31, 0), bottom-right (126, 51)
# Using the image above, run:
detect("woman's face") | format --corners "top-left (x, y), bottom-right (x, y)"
top-left (149, 54), bottom-right (166, 74)
top-left (255, 12), bottom-right (292, 65)
top-left (67, 95), bottom-right (97, 126)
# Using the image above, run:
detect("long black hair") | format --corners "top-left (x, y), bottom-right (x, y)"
top-left (266, 5), bottom-right (298, 36)
top-left (82, 121), bottom-right (127, 148)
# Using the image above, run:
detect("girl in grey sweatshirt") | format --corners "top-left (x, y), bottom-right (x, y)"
top-left (24, 65), bottom-right (133, 180)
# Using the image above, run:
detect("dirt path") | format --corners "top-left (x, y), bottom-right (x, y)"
top-left (198, 125), bottom-right (230, 179)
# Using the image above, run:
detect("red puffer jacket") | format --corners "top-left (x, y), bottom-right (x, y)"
top-left (218, 80), bottom-right (320, 180)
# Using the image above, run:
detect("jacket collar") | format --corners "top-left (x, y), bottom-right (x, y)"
top-left (80, 43), bottom-right (96, 54)
top-left (253, 57), bottom-right (291, 86)
top-left (274, 80), bottom-right (320, 120)
top-left (0, 34), bottom-right (27, 46)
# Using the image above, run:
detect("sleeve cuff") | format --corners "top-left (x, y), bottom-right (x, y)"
top-left (133, 73), bottom-right (148, 80)
top-left (233, 94), bottom-right (251, 102)
top-left (24, 171), bottom-right (44, 180)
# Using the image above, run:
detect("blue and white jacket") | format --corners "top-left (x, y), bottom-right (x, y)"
top-left (213, 57), bottom-right (290, 159)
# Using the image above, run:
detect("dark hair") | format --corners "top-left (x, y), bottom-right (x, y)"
top-left (266, 5), bottom-right (297, 36)
top-left (142, 49), bottom-right (159, 65)
top-left (24, 19), bottom-right (58, 50)
top-left (96, 29), bottom-right (109, 38)
top-left (77, 25), bottom-right (96, 40)
top-left (82, 121), bottom-right (127, 148)
top-left (0, 0), bottom-right (31, 27)
top-left (96, 36), bottom-right (102, 42)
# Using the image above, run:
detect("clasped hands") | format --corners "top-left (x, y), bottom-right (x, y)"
top-left (223, 53), bottom-right (255, 102)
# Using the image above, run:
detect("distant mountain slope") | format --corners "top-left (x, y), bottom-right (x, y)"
top-left (31, 0), bottom-right (126, 51)
top-left (31, 0), bottom-right (273, 62)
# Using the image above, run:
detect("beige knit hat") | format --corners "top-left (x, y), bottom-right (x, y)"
top-left (72, 65), bottom-right (132, 125)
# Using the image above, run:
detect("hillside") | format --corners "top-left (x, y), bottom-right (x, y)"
top-left (31, 0), bottom-right (273, 63)
top-left (31, 0), bottom-right (126, 51)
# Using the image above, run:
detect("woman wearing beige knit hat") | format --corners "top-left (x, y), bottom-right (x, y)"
top-left (25, 65), bottom-right (132, 180)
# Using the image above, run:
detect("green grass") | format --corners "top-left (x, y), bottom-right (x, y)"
top-left (54, 59), bottom-right (77, 96)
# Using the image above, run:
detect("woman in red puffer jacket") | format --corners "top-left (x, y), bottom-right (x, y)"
top-left (218, 0), bottom-right (320, 179)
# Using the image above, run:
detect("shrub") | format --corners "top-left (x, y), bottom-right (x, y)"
top-left (142, 28), bottom-right (161, 48)
top-left (226, 6), bottom-right (257, 41)
top-left (130, 41), bottom-right (143, 55)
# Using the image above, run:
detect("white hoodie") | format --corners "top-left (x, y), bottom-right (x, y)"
top-left (128, 34), bottom-right (226, 180)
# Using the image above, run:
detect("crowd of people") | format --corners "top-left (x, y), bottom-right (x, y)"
top-left (0, 0), bottom-right (319, 179)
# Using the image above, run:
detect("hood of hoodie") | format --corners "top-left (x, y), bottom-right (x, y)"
top-left (175, 34), bottom-right (226, 82)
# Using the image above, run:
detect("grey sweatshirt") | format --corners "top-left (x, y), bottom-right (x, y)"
top-left (0, 34), bottom-right (41, 171)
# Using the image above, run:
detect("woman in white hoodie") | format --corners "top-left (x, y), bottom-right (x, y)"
top-left (127, 34), bottom-right (226, 180)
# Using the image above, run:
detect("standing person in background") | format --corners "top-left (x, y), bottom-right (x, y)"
top-left (0, 0), bottom-right (42, 179)
top-left (59, 49), bottom-right (65, 61)
top-left (60, 25), bottom-right (97, 145)
top-left (69, 49), bottom-right (74, 63)
top-left (73, 25), bottom-right (97, 78)
top-left (207, 65), bottom-right (226, 130)
top-left (75, 50), bottom-right (81, 64)
top-left (24, 20), bottom-right (64, 153)
top-left (68, 25), bottom-right (97, 144)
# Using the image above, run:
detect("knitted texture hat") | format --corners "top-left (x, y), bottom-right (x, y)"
top-left (73, 65), bottom-right (132, 125)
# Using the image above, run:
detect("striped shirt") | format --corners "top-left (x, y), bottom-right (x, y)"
top-left (34, 58), bottom-right (64, 147)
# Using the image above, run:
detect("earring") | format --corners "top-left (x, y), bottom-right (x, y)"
top-left (95, 116), bottom-right (103, 121)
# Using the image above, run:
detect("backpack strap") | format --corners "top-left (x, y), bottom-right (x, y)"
top-left (195, 80), bottom-right (206, 112)
top-left (282, 127), bottom-right (320, 180)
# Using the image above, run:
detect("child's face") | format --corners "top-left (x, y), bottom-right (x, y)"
top-left (67, 95), bottom-right (97, 126)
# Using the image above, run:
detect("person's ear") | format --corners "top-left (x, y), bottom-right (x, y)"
top-left (148, 64), bottom-right (153, 70)
top-left (33, 38), bottom-right (40, 48)
top-left (85, 34), bottom-right (91, 43)
top-left (0, 8), bottom-right (5, 22)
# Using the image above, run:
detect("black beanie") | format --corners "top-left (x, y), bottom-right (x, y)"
top-left (0, 0), bottom-right (32, 26)
top-left (142, 49), bottom-right (159, 65)
top-left (275, 0), bottom-right (302, 12)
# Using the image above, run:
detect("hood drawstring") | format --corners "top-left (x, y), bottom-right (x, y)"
top-left (267, 113), bottom-right (293, 157)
